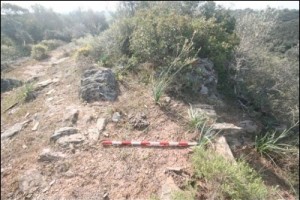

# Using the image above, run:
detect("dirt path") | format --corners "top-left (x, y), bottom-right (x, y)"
top-left (1, 45), bottom-right (196, 200)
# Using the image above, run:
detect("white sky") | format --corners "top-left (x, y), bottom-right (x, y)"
top-left (1, 1), bottom-right (299, 13)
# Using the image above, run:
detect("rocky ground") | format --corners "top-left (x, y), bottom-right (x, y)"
top-left (1, 43), bottom-right (295, 199)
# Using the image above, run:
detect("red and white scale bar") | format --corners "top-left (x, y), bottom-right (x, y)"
top-left (102, 140), bottom-right (198, 147)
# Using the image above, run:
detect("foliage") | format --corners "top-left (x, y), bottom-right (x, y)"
top-left (255, 121), bottom-right (299, 158)
top-left (187, 104), bottom-right (219, 146)
top-left (232, 8), bottom-right (299, 126)
top-left (31, 44), bottom-right (48, 60)
top-left (151, 37), bottom-right (198, 103)
top-left (192, 147), bottom-right (269, 199)
top-left (22, 83), bottom-right (36, 102)
top-left (39, 39), bottom-right (64, 50)
top-left (1, 3), bottom-right (109, 61)
top-left (75, 46), bottom-right (91, 59)
top-left (171, 189), bottom-right (196, 200)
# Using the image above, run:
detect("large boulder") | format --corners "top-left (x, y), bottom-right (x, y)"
top-left (79, 68), bottom-right (118, 102)
top-left (1, 78), bottom-right (23, 93)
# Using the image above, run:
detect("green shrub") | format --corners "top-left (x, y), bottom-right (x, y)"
top-left (31, 44), bottom-right (48, 60)
top-left (255, 121), bottom-right (299, 160)
top-left (233, 9), bottom-right (299, 126)
top-left (75, 46), bottom-right (91, 59)
top-left (192, 147), bottom-right (270, 199)
top-left (40, 39), bottom-right (64, 50)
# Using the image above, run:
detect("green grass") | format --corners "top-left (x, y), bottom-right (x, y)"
top-left (255, 121), bottom-right (299, 159)
top-left (187, 105), bottom-right (219, 146)
top-left (192, 147), bottom-right (270, 199)
top-left (171, 189), bottom-right (196, 200)
top-left (151, 74), bottom-right (169, 104)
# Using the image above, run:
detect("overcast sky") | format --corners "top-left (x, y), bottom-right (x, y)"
top-left (1, 1), bottom-right (299, 13)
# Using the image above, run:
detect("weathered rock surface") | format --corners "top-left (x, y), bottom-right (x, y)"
top-left (238, 120), bottom-right (259, 133)
top-left (79, 68), bottom-right (118, 102)
top-left (50, 127), bottom-right (78, 142)
top-left (181, 58), bottom-right (217, 95)
top-left (1, 120), bottom-right (31, 139)
top-left (192, 104), bottom-right (217, 119)
top-left (56, 134), bottom-right (85, 147)
top-left (1, 78), bottom-right (23, 93)
top-left (96, 118), bottom-right (106, 132)
top-left (19, 169), bottom-right (47, 197)
top-left (214, 136), bottom-right (236, 163)
top-left (32, 122), bottom-right (39, 131)
top-left (112, 112), bottom-right (121, 122)
top-left (63, 108), bottom-right (79, 126)
top-left (38, 148), bottom-right (66, 162)
top-left (212, 123), bottom-right (242, 130)
top-left (129, 112), bottom-right (150, 129)
top-left (88, 128), bottom-right (100, 142)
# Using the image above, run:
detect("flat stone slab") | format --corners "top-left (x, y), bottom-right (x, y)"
top-left (214, 136), bottom-right (236, 163)
top-left (38, 148), bottom-right (66, 162)
top-left (1, 120), bottom-right (31, 139)
top-left (56, 134), bottom-right (85, 147)
top-left (50, 127), bottom-right (78, 142)
top-left (212, 123), bottom-right (242, 130)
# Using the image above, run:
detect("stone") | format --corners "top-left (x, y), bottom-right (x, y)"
top-left (56, 134), bottom-right (85, 147)
top-left (46, 89), bottom-right (55, 95)
top-left (19, 169), bottom-right (47, 196)
top-left (79, 68), bottom-right (118, 102)
top-left (1, 78), bottom-right (23, 93)
top-left (200, 84), bottom-right (208, 95)
top-left (211, 123), bottom-right (242, 130)
top-left (112, 112), bottom-right (121, 122)
top-left (38, 148), bottom-right (66, 162)
top-left (50, 127), bottom-right (78, 142)
top-left (129, 112), bottom-right (149, 129)
top-left (192, 104), bottom-right (217, 119)
top-left (238, 120), bottom-right (259, 133)
top-left (164, 96), bottom-right (171, 104)
top-left (96, 118), bottom-right (106, 132)
top-left (88, 128), bottom-right (100, 142)
top-left (35, 79), bottom-right (53, 89)
top-left (165, 167), bottom-right (182, 173)
top-left (32, 122), bottom-right (39, 131)
top-left (63, 108), bottom-right (79, 126)
top-left (183, 58), bottom-right (218, 95)
top-left (160, 177), bottom-right (182, 200)
top-left (1, 120), bottom-right (31, 139)
top-left (214, 136), bottom-right (236, 163)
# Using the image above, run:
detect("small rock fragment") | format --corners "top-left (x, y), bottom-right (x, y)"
top-left (32, 122), bottom-right (39, 131)
top-left (112, 112), bottom-right (121, 122)
top-left (164, 96), bottom-right (171, 104)
top-left (129, 112), bottom-right (149, 129)
top-left (96, 118), bottom-right (106, 132)
top-left (200, 84), bottom-right (209, 95)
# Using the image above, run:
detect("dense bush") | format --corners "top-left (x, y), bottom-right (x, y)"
top-left (40, 39), bottom-right (65, 50)
top-left (232, 9), bottom-right (299, 126)
top-left (31, 44), bottom-right (48, 60)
